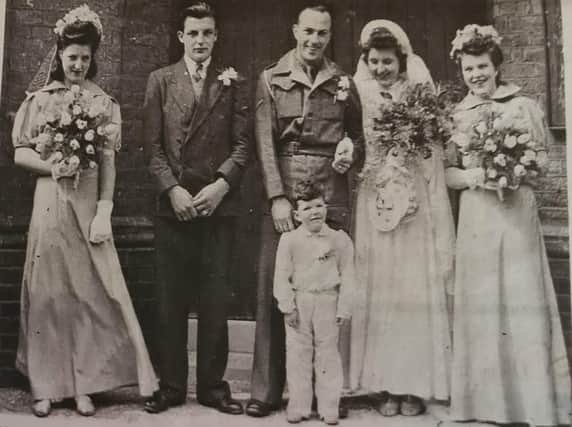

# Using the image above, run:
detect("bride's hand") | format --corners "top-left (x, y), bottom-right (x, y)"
top-left (464, 167), bottom-right (485, 190)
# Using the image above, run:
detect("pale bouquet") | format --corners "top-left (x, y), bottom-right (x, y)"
top-left (451, 106), bottom-right (548, 201)
top-left (31, 84), bottom-right (118, 186)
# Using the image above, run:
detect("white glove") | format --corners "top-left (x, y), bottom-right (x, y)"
top-left (445, 167), bottom-right (485, 190)
top-left (89, 200), bottom-right (113, 244)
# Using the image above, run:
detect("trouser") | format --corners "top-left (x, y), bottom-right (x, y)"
top-left (285, 290), bottom-right (342, 419)
top-left (153, 215), bottom-right (235, 402)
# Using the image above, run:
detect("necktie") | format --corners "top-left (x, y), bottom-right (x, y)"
top-left (193, 62), bottom-right (203, 82)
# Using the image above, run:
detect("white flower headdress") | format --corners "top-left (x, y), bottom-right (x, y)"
top-left (54, 4), bottom-right (103, 38)
top-left (450, 24), bottom-right (502, 59)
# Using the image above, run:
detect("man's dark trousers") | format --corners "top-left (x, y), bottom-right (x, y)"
top-left (154, 215), bottom-right (235, 403)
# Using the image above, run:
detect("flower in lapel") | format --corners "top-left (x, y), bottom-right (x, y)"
top-left (218, 67), bottom-right (238, 86)
top-left (335, 75), bottom-right (350, 103)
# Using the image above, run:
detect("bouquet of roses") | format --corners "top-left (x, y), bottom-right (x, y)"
top-left (30, 84), bottom-right (117, 186)
top-left (450, 108), bottom-right (548, 201)
top-left (362, 82), bottom-right (456, 178)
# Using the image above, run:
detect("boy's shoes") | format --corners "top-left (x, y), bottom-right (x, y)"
top-left (287, 412), bottom-right (310, 423)
top-left (321, 415), bottom-right (339, 425)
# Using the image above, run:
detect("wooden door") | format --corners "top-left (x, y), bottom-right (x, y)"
top-left (173, 0), bottom-right (489, 319)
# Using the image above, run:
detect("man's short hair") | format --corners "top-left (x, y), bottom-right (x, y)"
top-left (297, 1), bottom-right (333, 22)
top-left (178, 1), bottom-right (216, 30)
top-left (293, 180), bottom-right (325, 204)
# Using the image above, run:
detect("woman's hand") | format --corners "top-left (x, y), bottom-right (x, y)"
top-left (51, 154), bottom-right (80, 181)
top-left (464, 167), bottom-right (485, 190)
top-left (445, 167), bottom-right (484, 190)
top-left (89, 200), bottom-right (113, 244)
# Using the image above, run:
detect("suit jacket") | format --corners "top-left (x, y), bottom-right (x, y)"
top-left (144, 58), bottom-right (251, 217)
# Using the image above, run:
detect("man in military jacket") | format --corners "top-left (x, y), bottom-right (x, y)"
top-left (246, 3), bottom-right (363, 417)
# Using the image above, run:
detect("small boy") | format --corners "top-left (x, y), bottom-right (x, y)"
top-left (274, 180), bottom-right (356, 425)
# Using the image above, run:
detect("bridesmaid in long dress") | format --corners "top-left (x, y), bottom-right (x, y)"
top-left (349, 20), bottom-right (455, 417)
top-left (12, 5), bottom-right (157, 417)
top-left (446, 24), bottom-right (571, 426)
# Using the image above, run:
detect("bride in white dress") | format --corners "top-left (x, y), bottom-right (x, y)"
top-left (349, 20), bottom-right (455, 417)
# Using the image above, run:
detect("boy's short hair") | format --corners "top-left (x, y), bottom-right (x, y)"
top-left (293, 180), bottom-right (325, 204)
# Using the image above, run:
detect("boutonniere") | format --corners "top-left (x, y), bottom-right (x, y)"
top-left (314, 239), bottom-right (334, 262)
top-left (334, 75), bottom-right (350, 103)
top-left (217, 67), bottom-right (238, 86)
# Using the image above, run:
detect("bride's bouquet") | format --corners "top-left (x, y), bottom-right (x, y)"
top-left (31, 84), bottom-right (117, 186)
top-left (451, 107), bottom-right (548, 201)
top-left (362, 82), bottom-right (457, 179)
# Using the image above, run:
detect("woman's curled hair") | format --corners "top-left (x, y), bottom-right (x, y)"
top-left (361, 27), bottom-right (407, 73)
top-left (50, 21), bottom-right (100, 82)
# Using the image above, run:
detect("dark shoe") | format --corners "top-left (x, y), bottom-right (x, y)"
top-left (201, 397), bottom-right (244, 415)
top-left (378, 392), bottom-right (400, 417)
top-left (144, 389), bottom-right (186, 414)
top-left (399, 395), bottom-right (425, 416)
top-left (245, 399), bottom-right (279, 417)
top-left (338, 401), bottom-right (349, 419)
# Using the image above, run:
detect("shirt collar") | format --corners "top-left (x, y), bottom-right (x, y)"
top-left (298, 223), bottom-right (333, 238)
top-left (456, 82), bottom-right (521, 111)
top-left (37, 79), bottom-right (106, 96)
top-left (183, 55), bottom-right (212, 77)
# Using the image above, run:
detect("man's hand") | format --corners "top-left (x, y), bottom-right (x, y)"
top-left (284, 310), bottom-right (299, 329)
top-left (193, 178), bottom-right (230, 217)
top-left (271, 196), bottom-right (294, 233)
top-left (336, 317), bottom-right (350, 327)
top-left (332, 136), bottom-right (354, 174)
top-left (168, 185), bottom-right (198, 221)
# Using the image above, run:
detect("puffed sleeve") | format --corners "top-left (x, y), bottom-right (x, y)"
top-left (11, 93), bottom-right (41, 149)
top-left (101, 96), bottom-right (122, 152)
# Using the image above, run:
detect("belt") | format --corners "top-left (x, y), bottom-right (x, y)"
top-left (277, 141), bottom-right (336, 158)
top-left (294, 285), bottom-right (340, 295)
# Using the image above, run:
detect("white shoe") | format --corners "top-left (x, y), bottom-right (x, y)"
top-left (75, 395), bottom-right (95, 416)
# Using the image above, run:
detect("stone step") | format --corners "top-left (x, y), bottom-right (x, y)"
top-left (186, 319), bottom-right (255, 394)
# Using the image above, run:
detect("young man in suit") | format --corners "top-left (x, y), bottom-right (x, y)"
top-left (246, 2), bottom-right (363, 418)
top-left (143, 1), bottom-right (250, 415)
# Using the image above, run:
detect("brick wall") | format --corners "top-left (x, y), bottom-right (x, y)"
top-left (492, 0), bottom-right (571, 357)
